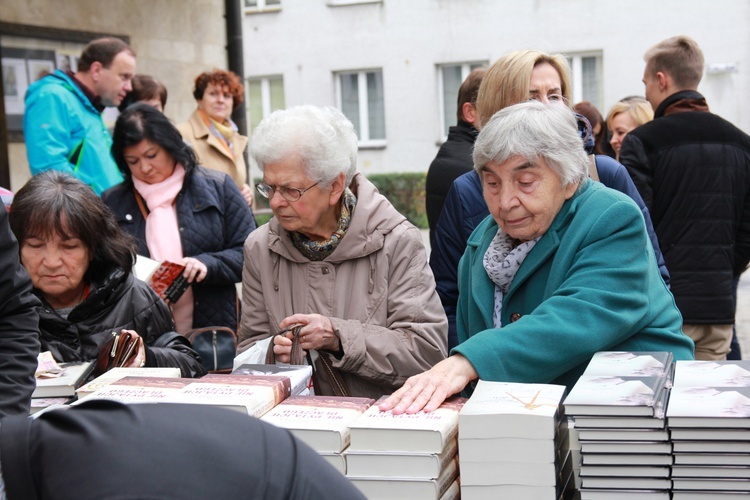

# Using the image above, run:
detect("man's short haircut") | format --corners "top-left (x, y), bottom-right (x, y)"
top-left (77, 37), bottom-right (135, 72)
top-left (456, 67), bottom-right (487, 123)
top-left (644, 35), bottom-right (704, 89)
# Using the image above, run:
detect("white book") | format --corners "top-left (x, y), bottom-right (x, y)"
top-left (672, 465), bottom-right (750, 479)
top-left (459, 459), bottom-right (557, 487)
top-left (76, 366), bottom-right (181, 399)
top-left (459, 435), bottom-right (558, 463)
top-left (672, 441), bottom-right (750, 453)
top-left (674, 453), bottom-right (750, 466)
top-left (670, 428), bottom-right (750, 441)
top-left (579, 440), bottom-right (672, 454)
top-left (460, 483), bottom-right (558, 500)
top-left (573, 415), bottom-right (666, 429)
top-left (672, 360), bottom-right (750, 388)
top-left (580, 476), bottom-right (671, 490)
top-left (348, 456), bottom-right (458, 500)
top-left (582, 453), bottom-right (672, 466)
top-left (260, 395), bottom-right (374, 453)
top-left (33, 361), bottom-right (95, 398)
top-left (583, 351), bottom-right (674, 378)
top-left (576, 428), bottom-right (670, 442)
top-left (564, 374), bottom-right (668, 417)
top-left (580, 490), bottom-right (669, 500)
top-left (672, 478), bottom-right (750, 491)
top-left (233, 363), bottom-right (313, 397)
top-left (347, 397), bottom-right (466, 453)
top-left (318, 452), bottom-right (346, 475)
top-left (458, 380), bottom-right (566, 440)
top-left (345, 438), bottom-right (456, 479)
top-left (579, 464), bottom-right (670, 478)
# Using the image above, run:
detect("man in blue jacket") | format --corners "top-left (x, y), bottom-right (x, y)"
top-left (23, 37), bottom-right (136, 195)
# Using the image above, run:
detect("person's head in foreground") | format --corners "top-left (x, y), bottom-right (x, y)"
top-left (607, 96), bottom-right (654, 160)
top-left (380, 101), bottom-right (694, 414)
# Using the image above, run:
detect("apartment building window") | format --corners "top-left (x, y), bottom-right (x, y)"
top-left (438, 62), bottom-right (486, 140)
top-left (566, 52), bottom-right (602, 110)
top-left (336, 69), bottom-right (386, 146)
top-left (327, 0), bottom-right (382, 5)
top-left (247, 76), bottom-right (285, 132)
top-left (245, 0), bottom-right (281, 13)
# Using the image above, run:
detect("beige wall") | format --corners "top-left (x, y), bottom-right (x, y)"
top-left (1, 0), bottom-right (228, 190)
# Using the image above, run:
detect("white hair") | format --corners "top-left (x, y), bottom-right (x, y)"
top-left (249, 105), bottom-right (358, 186)
top-left (473, 100), bottom-right (588, 188)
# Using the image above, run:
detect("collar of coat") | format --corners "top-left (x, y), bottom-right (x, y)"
top-left (654, 90), bottom-right (709, 119)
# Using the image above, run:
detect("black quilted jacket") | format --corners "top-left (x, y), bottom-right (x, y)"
top-left (103, 166), bottom-right (256, 331)
top-left (620, 91), bottom-right (750, 324)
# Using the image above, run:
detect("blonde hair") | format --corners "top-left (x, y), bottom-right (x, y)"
top-left (606, 97), bottom-right (654, 130)
top-left (644, 35), bottom-right (704, 90)
top-left (476, 49), bottom-right (572, 128)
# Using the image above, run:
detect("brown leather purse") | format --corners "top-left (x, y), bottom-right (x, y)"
top-left (94, 331), bottom-right (141, 376)
top-left (265, 326), bottom-right (350, 397)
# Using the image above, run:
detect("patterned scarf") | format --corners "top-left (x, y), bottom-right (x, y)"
top-left (291, 188), bottom-right (357, 261)
top-left (199, 109), bottom-right (237, 157)
top-left (483, 228), bottom-right (540, 328)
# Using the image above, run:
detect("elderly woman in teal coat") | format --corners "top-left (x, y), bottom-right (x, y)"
top-left (382, 101), bottom-right (694, 414)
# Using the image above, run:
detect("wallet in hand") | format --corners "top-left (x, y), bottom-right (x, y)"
top-left (95, 331), bottom-right (141, 376)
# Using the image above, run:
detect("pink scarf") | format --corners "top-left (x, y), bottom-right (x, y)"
top-left (132, 164), bottom-right (194, 331)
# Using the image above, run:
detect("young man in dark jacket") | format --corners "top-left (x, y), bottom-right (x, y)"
top-left (619, 35), bottom-right (750, 360)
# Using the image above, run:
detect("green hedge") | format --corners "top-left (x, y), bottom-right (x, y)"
top-left (252, 172), bottom-right (428, 229)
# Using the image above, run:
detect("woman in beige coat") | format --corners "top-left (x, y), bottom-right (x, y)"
top-left (237, 106), bottom-right (448, 399)
top-left (176, 69), bottom-right (253, 206)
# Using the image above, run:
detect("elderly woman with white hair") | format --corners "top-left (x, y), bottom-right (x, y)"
top-left (382, 101), bottom-right (694, 414)
top-left (237, 105), bottom-right (447, 398)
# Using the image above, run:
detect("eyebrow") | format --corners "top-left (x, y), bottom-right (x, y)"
top-left (529, 87), bottom-right (562, 95)
top-left (479, 161), bottom-right (536, 174)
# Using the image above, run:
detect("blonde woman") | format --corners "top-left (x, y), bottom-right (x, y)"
top-left (607, 96), bottom-right (654, 160)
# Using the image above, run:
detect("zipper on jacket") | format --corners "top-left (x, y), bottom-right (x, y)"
top-left (212, 331), bottom-right (218, 370)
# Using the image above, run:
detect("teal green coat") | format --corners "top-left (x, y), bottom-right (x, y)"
top-left (453, 179), bottom-right (694, 389)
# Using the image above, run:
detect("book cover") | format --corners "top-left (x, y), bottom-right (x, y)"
top-left (672, 465), bottom-right (750, 479)
top-left (580, 476), bottom-right (671, 490)
top-left (583, 351), bottom-right (674, 377)
top-left (578, 464), bottom-right (670, 478)
top-left (459, 435), bottom-right (558, 464)
top-left (233, 363), bottom-right (313, 397)
top-left (33, 361), bottom-right (95, 398)
top-left (580, 490), bottom-right (669, 500)
top-left (260, 395), bottom-right (374, 453)
top-left (576, 428), bottom-right (670, 442)
top-left (458, 380), bottom-right (566, 440)
top-left (348, 455), bottom-right (458, 499)
top-left (76, 366), bottom-right (181, 399)
top-left (672, 360), bottom-right (750, 388)
top-left (563, 374), bottom-right (668, 417)
top-left (347, 396), bottom-right (466, 453)
top-left (460, 459), bottom-right (558, 487)
top-left (670, 428), bottom-right (750, 441)
top-left (134, 255), bottom-right (189, 303)
top-left (344, 438), bottom-right (457, 479)
top-left (674, 453), bottom-right (750, 466)
top-left (579, 440), bottom-right (672, 455)
top-left (672, 441), bottom-right (750, 454)
top-left (671, 478), bottom-right (750, 491)
top-left (460, 483), bottom-right (559, 500)
top-left (668, 388), bottom-right (750, 425)
top-left (572, 415), bottom-right (666, 429)
top-left (582, 453), bottom-right (672, 466)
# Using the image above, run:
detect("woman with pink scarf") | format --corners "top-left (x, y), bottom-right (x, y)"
top-left (103, 104), bottom-right (256, 334)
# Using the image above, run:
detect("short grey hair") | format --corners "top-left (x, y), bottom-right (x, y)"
top-left (473, 100), bottom-right (588, 189)
top-left (249, 105), bottom-right (358, 186)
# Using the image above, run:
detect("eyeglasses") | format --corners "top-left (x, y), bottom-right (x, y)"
top-left (256, 181), bottom-right (320, 202)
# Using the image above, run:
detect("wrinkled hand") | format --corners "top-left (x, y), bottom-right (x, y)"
top-left (241, 184), bottom-right (254, 207)
top-left (121, 330), bottom-right (147, 368)
top-left (272, 313), bottom-right (340, 363)
top-left (379, 355), bottom-right (478, 414)
top-left (181, 257), bottom-right (207, 283)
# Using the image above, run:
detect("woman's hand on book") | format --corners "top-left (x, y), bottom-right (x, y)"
top-left (180, 257), bottom-right (207, 283)
top-left (380, 355), bottom-right (478, 415)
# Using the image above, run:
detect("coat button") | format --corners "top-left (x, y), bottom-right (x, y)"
top-left (322, 267), bottom-right (329, 275)
top-left (125, 214), bottom-right (133, 221)
top-left (510, 313), bottom-right (522, 322)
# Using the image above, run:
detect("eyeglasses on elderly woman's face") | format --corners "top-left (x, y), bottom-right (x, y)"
top-left (256, 181), bottom-right (320, 202)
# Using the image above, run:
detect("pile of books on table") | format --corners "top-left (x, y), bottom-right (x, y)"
top-left (667, 360), bottom-right (750, 498)
top-left (458, 380), bottom-right (569, 500)
top-left (343, 396), bottom-right (464, 499)
top-left (563, 351), bottom-right (675, 500)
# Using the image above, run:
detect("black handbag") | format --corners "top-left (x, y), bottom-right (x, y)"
top-left (186, 327), bottom-right (237, 373)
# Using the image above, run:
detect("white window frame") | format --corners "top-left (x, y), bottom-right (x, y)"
top-left (566, 51), bottom-right (603, 111)
top-left (437, 61), bottom-right (487, 143)
top-left (335, 69), bottom-right (386, 148)
top-left (244, 0), bottom-right (281, 14)
top-left (327, 0), bottom-right (382, 6)
top-left (247, 75), bottom-right (284, 132)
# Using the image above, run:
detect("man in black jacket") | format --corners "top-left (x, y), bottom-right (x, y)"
top-left (620, 35), bottom-right (750, 360)
top-left (425, 67), bottom-right (485, 247)
top-left (0, 203), bottom-right (40, 416)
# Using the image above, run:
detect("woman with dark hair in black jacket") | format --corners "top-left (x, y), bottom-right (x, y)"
top-left (103, 103), bottom-right (255, 333)
top-left (9, 171), bottom-right (206, 378)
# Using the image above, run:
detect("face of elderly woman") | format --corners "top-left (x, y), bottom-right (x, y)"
top-left (197, 82), bottom-right (233, 123)
top-left (481, 155), bottom-right (577, 242)
top-left (262, 156), bottom-right (343, 240)
top-left (123, 139), bottom-right (177, 184)
top-left (21, 230), bottom-right (91, 309)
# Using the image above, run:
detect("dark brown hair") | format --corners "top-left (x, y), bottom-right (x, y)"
top-left (456, 67), bottom-right (486, 123)
top-left (9, 171), bottom-right (136, 282)
top-left (192, 69), bottom-right (244, 110)
top-left (118, 74), bottom-right (168, 112)
top-left (77, 37), bottom-right (135, 72)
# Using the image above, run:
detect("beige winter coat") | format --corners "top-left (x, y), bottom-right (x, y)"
top-left (238, 173), bottom-right (448, 398)
top-left (176, 109), bottom-right (249, 187)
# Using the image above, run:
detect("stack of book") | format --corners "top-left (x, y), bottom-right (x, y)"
top-left (458, 380), bottom-right (569, 500)
top-left (76, 373), bottom-right (292, 417)
top-left (75, 366), bottom-right (181, 399)
top-left (261, 395), bottom-right (374, 474)
top-left (563, 351), bottom-right (675, 499)
top-left (344, 396), bottom-right (464, 499)
top-left (232, 363), bottom-right (313, 396)
top-left (667, 360), bottom-right (750, 497)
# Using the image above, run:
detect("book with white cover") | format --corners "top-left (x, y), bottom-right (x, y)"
top-left (572, 415), bottom-right (666, 429)
top-left (76, 366), bottom-right (181, 399)
top-left (584, 351), bottom-right (674, 378)
top-left (459, 435), bottom-right (558, 463)
top-left (672, 360), bottom-right (750, 388)
top-left (668, 388), bottom-right (750, 426)
top-left (672, 465), bottom-right (750, 479)
top-left (345, 438), bottom-right (457, 479)
top-left (318, 453), bottom-right (346, 475)
top-left (460, 459), bottom-right (558, 486)
top-left (670, 428), bottom-right (750, 441)
top-left (672, 478), bottom-right (750, 491)
top-left (348, 455), bottom-right (458, 500)
top-left (579, 464), bottom-right (670, 477)
top-left (33, 361), bottom-right (95, 398)
top-left (580, 476), bottom-right (671, 490)
top-left (582, 453), bottom-right (672, 466)
top-left (672, 491), bottom-right (750, 499)
top-left (458, 380), bottom-right (566, 440)
top-left (563, 374), bottom-right (668, 417)
top-left (579, 440), bottom-right (672, 454)
top-left (260, 395), bottom-right (374, 452)
top-left (576, 428), bottom-right (669, 442)
top-left (460, 483), bottom-right (558, 500)
top-left (580, 490), bottom-right (669, 500)
top-left (672, 440), bottom-right (750, 453)
top-left (347, 397), bottom-right (466, 453)
top-left (233, 363), bottom-right (313, 397)
top-left (674, 453), bottom-right (750, 466)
